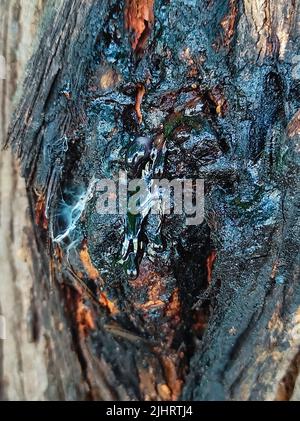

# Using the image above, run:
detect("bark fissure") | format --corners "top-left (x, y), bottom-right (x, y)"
top-left (1, 0), bottom-right (300, 401)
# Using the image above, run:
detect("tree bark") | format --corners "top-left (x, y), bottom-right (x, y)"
top-left (1, 0), bottom-right (300, 401)
top-left (0, 0), bottom-right (87, 401)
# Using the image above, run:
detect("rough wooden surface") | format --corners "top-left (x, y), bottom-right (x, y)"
top-left (1, 0), bottom-right (300, 401)
top-left (0, 0), bottom-right (87, 401)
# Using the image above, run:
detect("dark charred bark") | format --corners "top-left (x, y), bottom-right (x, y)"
top-left (1, 0), bottom-right (300, 401)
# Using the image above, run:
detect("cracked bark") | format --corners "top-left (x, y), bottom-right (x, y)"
top-left (1, 0), bottom-right (300, 401)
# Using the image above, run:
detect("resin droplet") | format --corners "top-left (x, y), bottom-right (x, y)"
top-left (126, 136), bottom-right (153, 175)
top-left (120, 134), bottom-right (167, 279)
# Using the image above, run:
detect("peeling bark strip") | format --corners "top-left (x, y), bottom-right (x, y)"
top-left (3, 0), bottom-right (300, 402)
top-left (135, 83), bottom-right (146, 123)
top-left (220, 0), bottom-right (239, 48)
top-left (206, 250), bottom-right (217, 284)
top-left (79, 241), bottom-right (100, 281)
top-left (124, 0), bottom-right (154, 54)
top-left (288, 109), bottom-right (300, 138)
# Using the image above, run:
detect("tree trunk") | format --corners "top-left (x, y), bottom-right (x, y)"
top-left (1, 0), bottom-right (300, 401)
top-left (0, 0), bottom-right (87, 401)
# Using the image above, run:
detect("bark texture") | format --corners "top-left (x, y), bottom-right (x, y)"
top-left (1, 0), bottom-right (300, 401)
top-left (0, 0), bottom-right (87, 401)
